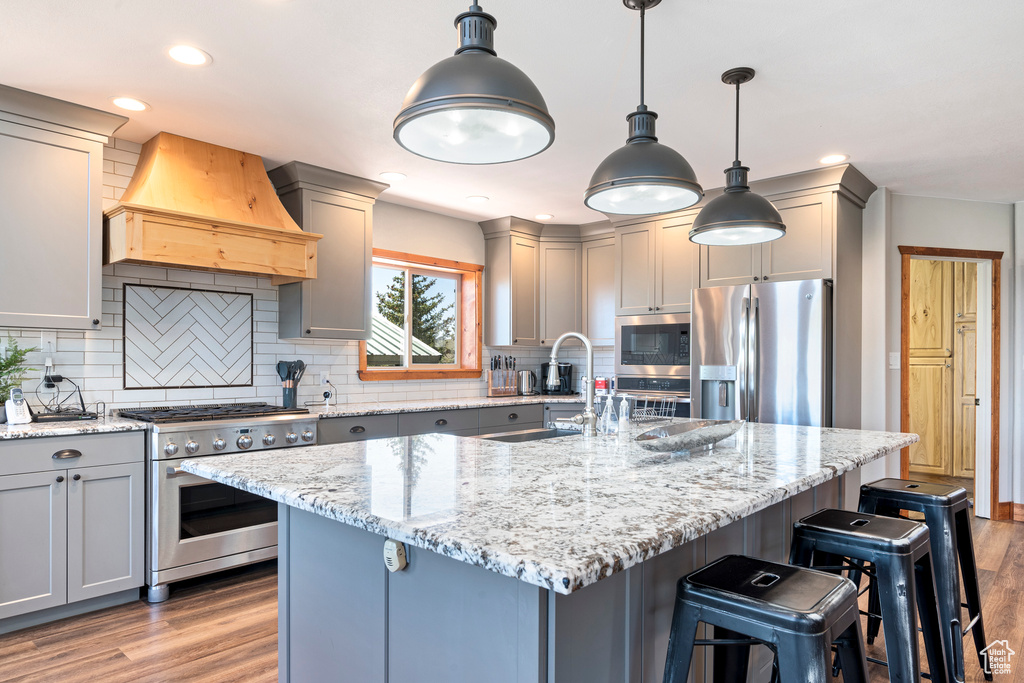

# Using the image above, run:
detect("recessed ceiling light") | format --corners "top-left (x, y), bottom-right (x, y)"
top-left (465, 195), bottom-right (489, 204)
top-left (819, 154), bottom-right (849, 165)
top-left (535, 214), bottom-right (554, 220)
top-left (110, 97), bottom-right (149, 112)
top-left (168, 45), bottom-right (212, 66)
top-left (379, 172), bottom-right (407, 183)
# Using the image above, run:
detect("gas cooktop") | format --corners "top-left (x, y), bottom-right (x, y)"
top-left (118, 402), bottom-right (309, 424)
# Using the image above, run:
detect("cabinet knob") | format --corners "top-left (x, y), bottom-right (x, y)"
top-left (305, 329), bottom-right (311, 335)
top-left (753, 277), bottom-right (759, 282)
top-left (72, 474), bottom-right (82, 481)
top-left (762, 276), bottom-right (769, 281)
top-left (435, 418), bottom-right (448, 426)
top-left (655, 306), bottom-right (661, 311)
top-left (56, 475), bottom-right (64, 483)
top-left (513, 339), bottom-right (518, 344)
top-left (92, 319), bottom-right (100, 326)
top-left (648, 307), bottom-right (653, 311)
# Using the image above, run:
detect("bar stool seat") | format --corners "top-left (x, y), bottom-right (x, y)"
top-left (663, 554), bottom-right (869, 683)
top-left (860, 478), bottom-right (989, 682)
top-left (790, 508), bottom-right (949, 683)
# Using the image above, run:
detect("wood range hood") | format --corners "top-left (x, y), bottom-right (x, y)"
top-left (104, 132), bottom-right (321, 283)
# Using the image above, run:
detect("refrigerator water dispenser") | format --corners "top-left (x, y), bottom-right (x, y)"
top-left (698, 365), bottom-right (738, 420)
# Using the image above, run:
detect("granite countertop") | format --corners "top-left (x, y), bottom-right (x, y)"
top-left (0, 416), bottom-right (148, 440)
top-left (182, 420), bottom-right (918, 595)
top-left (313, 394), bottom-right (584, 418)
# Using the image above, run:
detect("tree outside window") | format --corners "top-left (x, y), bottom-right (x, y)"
top-left (368, 267), bottom-right (458, 367)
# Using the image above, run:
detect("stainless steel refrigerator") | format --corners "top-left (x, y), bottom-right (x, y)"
top-left (690, 279), bottom-right (832, 426)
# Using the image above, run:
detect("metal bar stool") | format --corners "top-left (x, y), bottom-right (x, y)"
top-left (663, 554), bottom-right (869, 683)
top-left (860, 479), bottom-right (988, 682)
top-left (790, 508), bottom-right (949, 683)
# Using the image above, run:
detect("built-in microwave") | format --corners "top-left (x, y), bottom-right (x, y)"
top-left (614, 313), bottom-right (690, 377)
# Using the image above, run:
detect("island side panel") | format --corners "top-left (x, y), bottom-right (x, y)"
top-left (388, 544), bottom-right (546, 683)
top-left (280, 507), bottom-right (386, 683)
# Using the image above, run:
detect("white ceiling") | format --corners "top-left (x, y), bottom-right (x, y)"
top-left (3, 0), bottom-right (1023, 224)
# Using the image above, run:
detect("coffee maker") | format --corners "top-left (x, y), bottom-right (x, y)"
top-left (539, 362), bottom-right (574, 395)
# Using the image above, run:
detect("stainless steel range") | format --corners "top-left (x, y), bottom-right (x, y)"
top-left (118, 403), bottom-right (318, 602)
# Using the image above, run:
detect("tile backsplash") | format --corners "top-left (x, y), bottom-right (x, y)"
top-left (0, 138), bottom-right (613, 413)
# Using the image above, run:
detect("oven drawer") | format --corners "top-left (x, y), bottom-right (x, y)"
top-left (0, 431), bottom-right (144, 477)
top-left (319, 415), bottom-right (400, 444)
top-left (398, 409), bottom-right (478, 436)
top-left (478, 404), bottom-right (543, 430)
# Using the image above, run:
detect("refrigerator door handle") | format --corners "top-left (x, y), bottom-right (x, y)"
top-left (749, 297), bottom-right (760, 422)
top-left (739, 297), bottom-right (750, 421)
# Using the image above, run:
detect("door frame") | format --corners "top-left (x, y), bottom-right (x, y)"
top-left (898, 245), bottom-right (1007, 520)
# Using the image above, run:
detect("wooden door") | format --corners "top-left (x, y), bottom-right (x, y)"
top-left (614, 222), bottom-right (656, 315)
top-left (654, 215), bottom-right (698, 313)
top-left (760, 193), bottom-right (834, 283)
top-left (953, 322), bottom-right (977, 478)
top-left (0, 471), bottom-right (67, 619)
top-left (908, 358), bottom-right (953, 475)
top-left (908, 260), bottom-right (954, 358)
top-left (509, 236), bottom-right (540, 346)
top-left (539, 241), bottom-right (582, 346)
top-left (954, 261), bottom-right (978, 323)
top-left (582, 237), bottom-right (615, 345)
top-left (67, 462), bottom-right (145, 603)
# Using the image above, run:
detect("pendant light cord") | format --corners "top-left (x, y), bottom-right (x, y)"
top-left (639, 5), bottom-right (645, 107)
top-left (734, 81), bottom-right (741, 164)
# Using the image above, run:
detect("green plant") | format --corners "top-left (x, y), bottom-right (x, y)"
top-left (0, 338), bottom-right (37, 403)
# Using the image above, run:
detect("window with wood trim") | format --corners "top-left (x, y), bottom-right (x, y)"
top-left (358, 249), bottom-right (483, 381)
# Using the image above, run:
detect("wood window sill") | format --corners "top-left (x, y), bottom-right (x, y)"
top-left (357, 368), bottom-right (482, 382)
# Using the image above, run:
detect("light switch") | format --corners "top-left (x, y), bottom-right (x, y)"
top-left (888, 352), bottom-right (900, 370)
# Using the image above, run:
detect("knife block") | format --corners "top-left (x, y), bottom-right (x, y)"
top-left (487, 370), bottom-right (516, 397)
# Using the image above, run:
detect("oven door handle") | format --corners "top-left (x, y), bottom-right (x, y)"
top-left (166, 466), bottom-right (186, 475)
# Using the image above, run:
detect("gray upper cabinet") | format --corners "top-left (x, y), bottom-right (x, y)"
top-left (270, 162), bottom-right (388, 340)
top-left (615, 216), bottom-right (698, 315)
top-left (510, 235), bottom-right (541, 346)
top-left (0, 85), bottom-right (126, 330)
top-left (539, 240), bottom-right (582, 346)
top-left (0, 431), bottom-right (144, 622)
top-left (582, 236), bottom-right (615, 345)
top-left (701, 192), bottom-right (834, 287)
top-left (482, 218), bottom-right (542, 347)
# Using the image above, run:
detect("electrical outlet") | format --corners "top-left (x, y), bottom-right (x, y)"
top-left (319, 371), bottom-right (330, 386)
top-left (40, 331), bottom-right (57, 356)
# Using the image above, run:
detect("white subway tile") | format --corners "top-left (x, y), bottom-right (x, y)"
top-left (213, 386), bottom-right (258, 399)
top-left (213, 273), bottom-right (259, 289)
top-left (103, 147), bottom-right (139, 165)
top-left (114, 138), bottom-right (143, 153)
top-left (117, 388), bottom-right (167, 402)
top-left (114, 264), bottom-right (166, 280)
top-left (165, 387), bottom-right (215, 401)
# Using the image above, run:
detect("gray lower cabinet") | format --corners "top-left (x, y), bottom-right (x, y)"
top-left (318, 414), bottom-right (399, 444)
top-left (0, 471), bottom-right (67, 619)
top-left (543, 402), bottom-right (585, 426)
top-left (270, 161), bottom-right (388, 340)
top-left (479, 404), bottom-right (543, 431)
top-left (398, 409), bottom-right (479, 436)
top-left (0, 85), bottom-right (126, 329)
top-left (0, 431), bottom-right (144, 622)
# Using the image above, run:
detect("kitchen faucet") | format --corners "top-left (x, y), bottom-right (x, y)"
top-left (546, 331), bottom-right (597, 437)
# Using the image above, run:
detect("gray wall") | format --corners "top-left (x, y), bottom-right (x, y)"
top-left (859, 191), bottom-right (1018, 502)
top-left (374, 200), bottom-right (485, 265)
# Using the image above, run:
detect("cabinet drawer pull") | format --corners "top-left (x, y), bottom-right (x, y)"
top-left (72, 474), bottom-right (82, 481)
top-left (56, 475), bottom-right (65, 483)
top-left (508, 413), bottom-right (518, 420)
top-left (52, 449), bottom-right (82, 460)
top-left (350, 425), bottom-right (366, 434)
top-left (435, 418), bottom-right (448, 426)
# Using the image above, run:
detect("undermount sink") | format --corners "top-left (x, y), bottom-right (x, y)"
top-left (473, 427), bottom-right (582, 443)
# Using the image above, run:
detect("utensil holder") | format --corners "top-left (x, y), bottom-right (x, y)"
top-left (487, 370), bottom-right (517, 397)
top-left (282, 388), bottom-right (297, 409)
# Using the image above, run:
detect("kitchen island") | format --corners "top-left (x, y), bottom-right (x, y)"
top-left (182, 420), bottom-right (916, 683)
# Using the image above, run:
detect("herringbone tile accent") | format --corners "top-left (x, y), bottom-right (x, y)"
top-left (123, 285), bottom-right (253, 389)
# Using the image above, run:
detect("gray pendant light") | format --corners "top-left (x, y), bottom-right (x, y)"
top-left (689, 68), bottom-right (785, 246)
top-left (394, 3), bottom-right (555, 165)
top-left (584, 0), bottom-right (703, 215)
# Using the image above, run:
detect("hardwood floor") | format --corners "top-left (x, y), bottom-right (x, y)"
top-left (0, 562), bottom-right (277, 683)
top-left (0, 517), bottom-right (1021, 682)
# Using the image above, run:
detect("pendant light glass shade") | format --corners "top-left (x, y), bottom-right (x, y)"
top-left (690, 68), bottom-right (785, 245)
top-left (584, 0), bottom-right (702, 215)
top-left (394, 4), bottom-right (555, 164)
